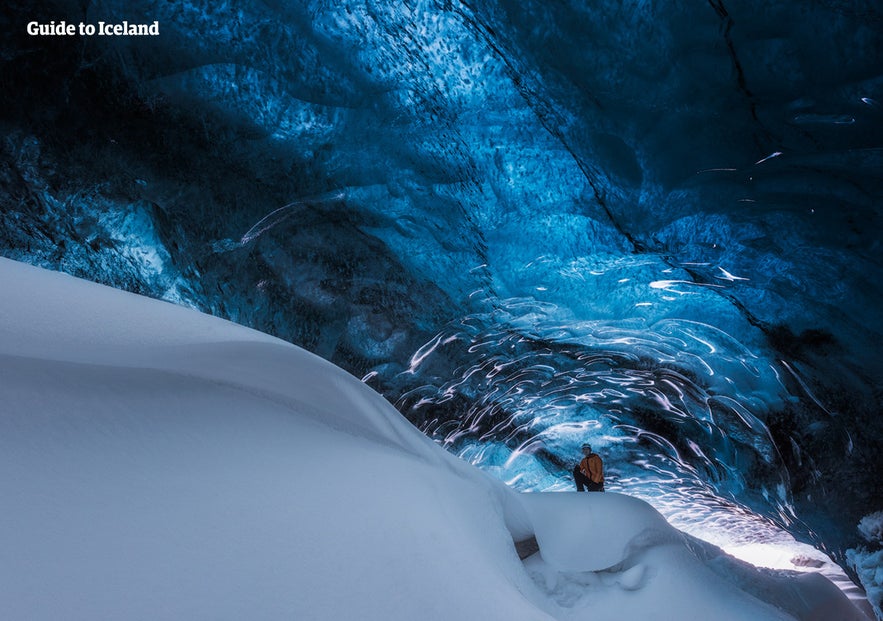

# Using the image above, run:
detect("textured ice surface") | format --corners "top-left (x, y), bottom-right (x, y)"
top-left (0, 0), bottom-right (881, 603)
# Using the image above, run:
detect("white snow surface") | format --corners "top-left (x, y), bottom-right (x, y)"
top-left (0, 257), bottom-right (872, 620)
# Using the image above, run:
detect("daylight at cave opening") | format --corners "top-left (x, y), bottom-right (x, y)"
top-left (1, 1), bottom-right (881, 619)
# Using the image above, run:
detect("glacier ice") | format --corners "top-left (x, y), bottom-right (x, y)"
top-left (0, 0), bottom-right (881, 605)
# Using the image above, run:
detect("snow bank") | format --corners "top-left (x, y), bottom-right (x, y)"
top-left (0, 258), bottom-right (870, 620)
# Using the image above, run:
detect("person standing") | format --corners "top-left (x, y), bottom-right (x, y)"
top-left (573, 443), bottom-right (604, 492)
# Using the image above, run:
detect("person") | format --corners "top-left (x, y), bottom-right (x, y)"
top-left (573, 443), bottom-right (604, 492)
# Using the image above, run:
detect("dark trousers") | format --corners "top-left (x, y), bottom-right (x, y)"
top-left (573, 466), bottom-right (604, 492)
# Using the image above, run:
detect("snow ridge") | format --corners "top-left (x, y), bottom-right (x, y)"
top-left (0, 258), bottom-right (870, 620)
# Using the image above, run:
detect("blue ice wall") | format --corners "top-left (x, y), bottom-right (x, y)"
top-left (1, 0), bottom-right (881, 588)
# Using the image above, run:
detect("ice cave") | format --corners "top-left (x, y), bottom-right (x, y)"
top-left (1, 0), bottom-right (881, 619)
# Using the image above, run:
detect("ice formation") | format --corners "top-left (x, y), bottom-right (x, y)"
top-left (1, 0), bottom-right (881, 613)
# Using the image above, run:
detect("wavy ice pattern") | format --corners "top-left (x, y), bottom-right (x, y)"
top-left (1, 0), bottom-right (881, 612)
top-left (386, 294), bottom-right (845, 555)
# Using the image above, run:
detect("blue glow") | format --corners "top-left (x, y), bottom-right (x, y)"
top-left (1, 0), bottom-right (881, 608)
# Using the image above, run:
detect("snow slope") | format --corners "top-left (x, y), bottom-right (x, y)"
top-left (0, 258), bottom-right (870, 620)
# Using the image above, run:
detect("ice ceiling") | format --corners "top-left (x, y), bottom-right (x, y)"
top-left (1, 0), bottom-right (881, 586)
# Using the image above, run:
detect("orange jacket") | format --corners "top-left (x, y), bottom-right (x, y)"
top-left (579, 454), bottom-right (603, 483)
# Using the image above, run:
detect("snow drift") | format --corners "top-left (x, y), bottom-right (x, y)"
top-left (0, 258), bottom-right (869, 620)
